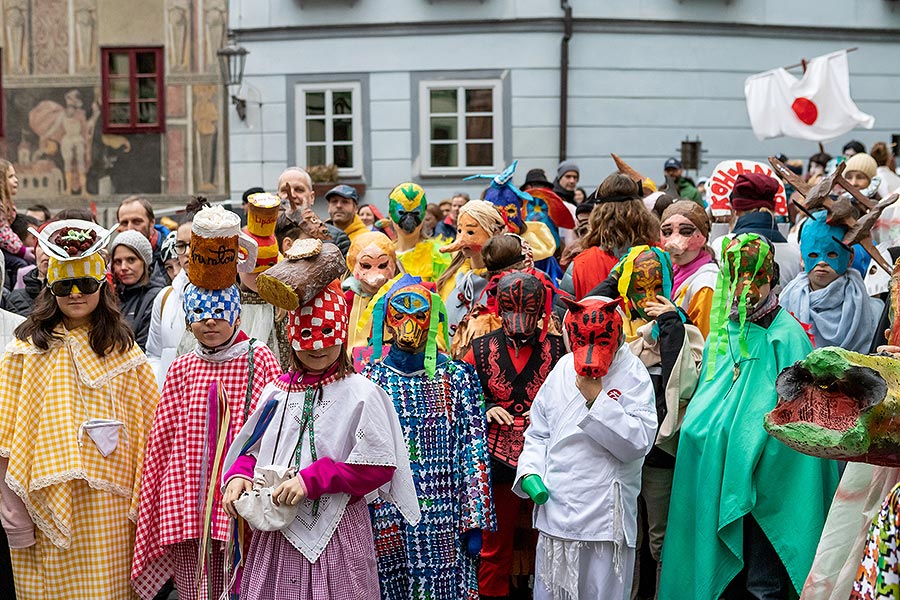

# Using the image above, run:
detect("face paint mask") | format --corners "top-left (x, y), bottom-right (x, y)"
top-left (385, 285), bottom-right (432, 352)
top-left (562, 297), bottom-right (624, 379)
top-left (496, 272), bottom-right (546, 348)
top-left (799, 210), bottom-right (851, 275)
top-left (288, 281), bottom-right (349, 351)
top-left (660, 214), bottom-right (707, 264)
top-left (389, 183), bottom-right (427, 234)
top-left (352, 244), bottom-right (396, 296)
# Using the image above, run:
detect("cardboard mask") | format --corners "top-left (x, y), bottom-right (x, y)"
top-left (183, 284), bottom-right (241, 326)
top-left (348, 232), bottom-right (397, 296)
top-left (727, 236), bottom-right (775, 308)
top-left (389, 182), bottom-right (427, 233)
top-left (800, 210), bottom-right (851, 275)
top-left (440, 212), bottom-right (493, 254)
top-left (288, 280), bottom-right (349, 351)
top-left (385, 284), bottom-right (433, 352)
top-left (614, 246), bottom-right (673, 320)
top-left (465, 161), bottom-right (532, 234)
top-left (496, 271), bottom-right (546, 348)
top-left (562, 296), bottom-right (624, 378)
top-left (660, 213), bottom-right (707, 257)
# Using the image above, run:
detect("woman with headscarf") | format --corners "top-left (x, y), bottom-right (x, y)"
top-left (659, 201), bottom-right (719, 337)
top-left (568, 173), bottom-right (659, 300)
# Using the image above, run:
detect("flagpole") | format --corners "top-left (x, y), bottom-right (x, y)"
top-left (783, 47), bottom-right (858, 71)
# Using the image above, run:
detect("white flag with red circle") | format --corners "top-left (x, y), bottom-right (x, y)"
top-left (744, 50), bottom-right (874, 142)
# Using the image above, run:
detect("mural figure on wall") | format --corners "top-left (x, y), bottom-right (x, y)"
top-left (29, 89), bottom-right (100, 194)
top-left (193, 85), bottom-right (219, 191)
top-left (167, 0), bottom-right (192, 71)
top-left (4, 0), bottom-right (29, 75)
top-left (203, 0), bottom-right (226, 71)
top-left (74, 0), bottom-right (97, 71)
top-left (7, 87), bottom-right (161, 198)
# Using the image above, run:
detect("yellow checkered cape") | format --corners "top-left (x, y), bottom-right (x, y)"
top-left (0, 325), bottom-right (158, 599)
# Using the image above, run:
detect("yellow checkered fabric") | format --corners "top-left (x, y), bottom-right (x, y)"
top-left (46, 252), bottom-right (107, 285)
top-left (0, 325), bottom-right (158, 599)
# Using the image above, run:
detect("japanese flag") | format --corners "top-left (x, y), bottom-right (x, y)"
top-left (744, 50), bottom-right (874, 141)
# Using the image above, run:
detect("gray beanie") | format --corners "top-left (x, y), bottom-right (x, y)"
top-left (109, 230), bottom-right (153, 271)
top-left (556, 160), bottom-right (580, 179)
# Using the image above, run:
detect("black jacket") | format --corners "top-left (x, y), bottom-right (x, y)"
top-left (5, 268), bottom-right (43, 317)
top-left (117, 279), bottom-right (163, 350)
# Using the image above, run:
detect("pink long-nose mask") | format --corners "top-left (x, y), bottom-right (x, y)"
top-left (660, 214), bottom-right (707, 265)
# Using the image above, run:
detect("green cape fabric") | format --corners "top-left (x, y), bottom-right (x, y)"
top-left (658, 309), bottom-right (839, 599)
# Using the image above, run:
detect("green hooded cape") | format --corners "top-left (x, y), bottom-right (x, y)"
top-left (658, 309), bottom-right (839, 599)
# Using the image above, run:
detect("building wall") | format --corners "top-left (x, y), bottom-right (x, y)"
top-left (0, 0), bottom-right (229, 215)
top-left (228, 0), bottom-right (900, 209)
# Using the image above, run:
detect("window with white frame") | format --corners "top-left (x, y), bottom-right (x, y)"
top-left (294, 82), bottom-right (363, 177)
top-left (419, 79), bottom-right (503, 175)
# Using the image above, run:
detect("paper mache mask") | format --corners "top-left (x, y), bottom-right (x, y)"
top-left (496, 271), bottom-right (547, 348)
top-left (388, 182), bottom-right (427, 233)
top-left (614, 246), bottom-right (673, 321)
top-left (347, 232), bottom-right (396, 296)
top-left (183, 284), bottom-right (241, 326)
top-left (287, 280), bottom-right (349, 351)
top-left (562, 296), bottom-right (625, 379)
top-left (799, 210), bottom-right (851, 276)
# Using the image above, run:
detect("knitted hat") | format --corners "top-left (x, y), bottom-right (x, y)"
top-left (730, 173), bottom-right (779, 212)
top-left (556, 160), bottom-right (579, 180)
top-left (844, 152), bottom-right (877, 180)
top-left (109, 230), bottom-right (153, 268)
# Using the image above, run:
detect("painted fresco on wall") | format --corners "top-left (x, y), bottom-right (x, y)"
top-left (5, 86), bottom-right (161, 198)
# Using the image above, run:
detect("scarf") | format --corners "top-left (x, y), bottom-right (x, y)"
top-left (193, 329), bottom-right (249, 362)
top-left (673, 251), bottom-right (713, 293)
top-left (732, 211), bottom-right (787, 243)
top-left (779, 269), bottom-right (877, 353)
top-left (729, 291), bottom-right (779, 323)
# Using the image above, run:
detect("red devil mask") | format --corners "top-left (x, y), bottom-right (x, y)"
top-left (496, 271), bottom-right (546, 348)
top-left (562, 296), bottom-right (624, 378)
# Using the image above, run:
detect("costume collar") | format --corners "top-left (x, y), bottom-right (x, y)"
top-left (672, 250), bottom-right (713, 292)
top-left (732, 212), bottom-right (787, 242)
top-left (193, 329), bottom-right (249, 362)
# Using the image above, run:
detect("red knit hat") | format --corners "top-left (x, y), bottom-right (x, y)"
top-left (730, 173), bottom-right (779, 212)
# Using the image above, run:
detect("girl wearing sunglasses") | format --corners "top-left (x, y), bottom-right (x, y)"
top-left (0, 220), bottom-right (158, 599)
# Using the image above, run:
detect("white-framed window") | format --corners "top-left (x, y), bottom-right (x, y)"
top-left (294, 82), bottom-right (363, 177)
top-left (419, 79), bottom-right (503, 175)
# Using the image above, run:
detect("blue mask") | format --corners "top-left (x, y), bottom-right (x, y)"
top-left (800, 210), bottom-right (851, 275)
top-left (183, 284), bottom-right (241, 325)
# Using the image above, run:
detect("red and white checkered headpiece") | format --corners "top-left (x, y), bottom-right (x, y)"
top-left (288, 280), bottom-right (349, 351)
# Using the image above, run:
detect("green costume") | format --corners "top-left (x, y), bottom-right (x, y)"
top-left (658, 309), bottom-right (840, 599)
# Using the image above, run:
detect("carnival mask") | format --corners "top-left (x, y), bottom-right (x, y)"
top-left (385, 284), bottom-right (432, 352)
top-left (183, 284), bottom-right (241, 326)
top-left (799, 210), bottom-right (851, 276)
top-left (497, 272), bottom-right (546, 348)
top-left (562, 296), bottom-right (624, 379)
top-left (615, 247), bottom-right (673, 321)
top-left (439, 212), bottom-right (493, 256)
top-left (353, 244), bottom-right (396, 296)
top-left (484, 186), bottom-right (526, 235)
top-left (288, 281), bottom-right (349, 351)
top-left (723, 235), bottom-right (774, 311)
top-left (660, 214), bottom-right (707, 264)
top-left (389, 182), bottom-right (427, 234)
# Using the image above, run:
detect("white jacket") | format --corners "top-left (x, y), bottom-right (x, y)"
top-left (514, 347), bottom-right (656, 547)
top-left (145, 269), bottom-right (188, 390)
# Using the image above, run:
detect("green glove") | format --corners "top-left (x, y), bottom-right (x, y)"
top-left (521, 474), bottom-right (549, 505)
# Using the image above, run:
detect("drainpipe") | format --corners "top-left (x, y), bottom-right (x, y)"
top-left (559, 0), bottom-right (573, 161)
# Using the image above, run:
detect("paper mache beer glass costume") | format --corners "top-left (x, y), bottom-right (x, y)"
top-left (363, 274), bottom-right (495, 600)
top-left (514, 295), bottom-right (656, 600)
top-left (221, 238), bottom-right (419, 600)
top-left (463, 270), bottom-right (565, 599)
top-left (658, 234), bottom-right (839, 600)
top-left (131, 205), bottom-right (282, 600)
top-left (0, 219), bottom-right (158, 599)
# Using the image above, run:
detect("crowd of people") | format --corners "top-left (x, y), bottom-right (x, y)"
top-left (0, 139), bottom-right (898, 600)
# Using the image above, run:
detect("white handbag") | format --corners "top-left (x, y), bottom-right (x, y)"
top-left (233, 464), bottom-right (300, 531)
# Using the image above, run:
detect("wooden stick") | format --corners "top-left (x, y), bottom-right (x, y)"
top-left (782, 47), bottom-right (858, 71)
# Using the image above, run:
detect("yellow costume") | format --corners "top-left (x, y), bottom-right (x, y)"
top-left (0, 325), bottom-right (158, 599)
top-left (396, 238), bottom-right (451, 283)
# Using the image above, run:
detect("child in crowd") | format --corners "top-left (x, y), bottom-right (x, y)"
top-left (131, 283), bottom-right (282, 600)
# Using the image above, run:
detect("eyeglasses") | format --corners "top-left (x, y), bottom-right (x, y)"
top-left (49, 277), bottom-right (103, 297)
top-left (174, 241), bottom-right (190, 255)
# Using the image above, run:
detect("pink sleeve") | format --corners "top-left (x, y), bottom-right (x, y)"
top-left (223, 454), bottom-right (257, 487)
top-left (0, 457), bottom-right (35, 548)
top-left (0, 224), bottom-right (23, 255)
top-left (299, 457), bottom-right (395, 500)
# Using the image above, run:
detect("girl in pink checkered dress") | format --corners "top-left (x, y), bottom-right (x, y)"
top-left (221, 273), bottom-right (419, 600)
